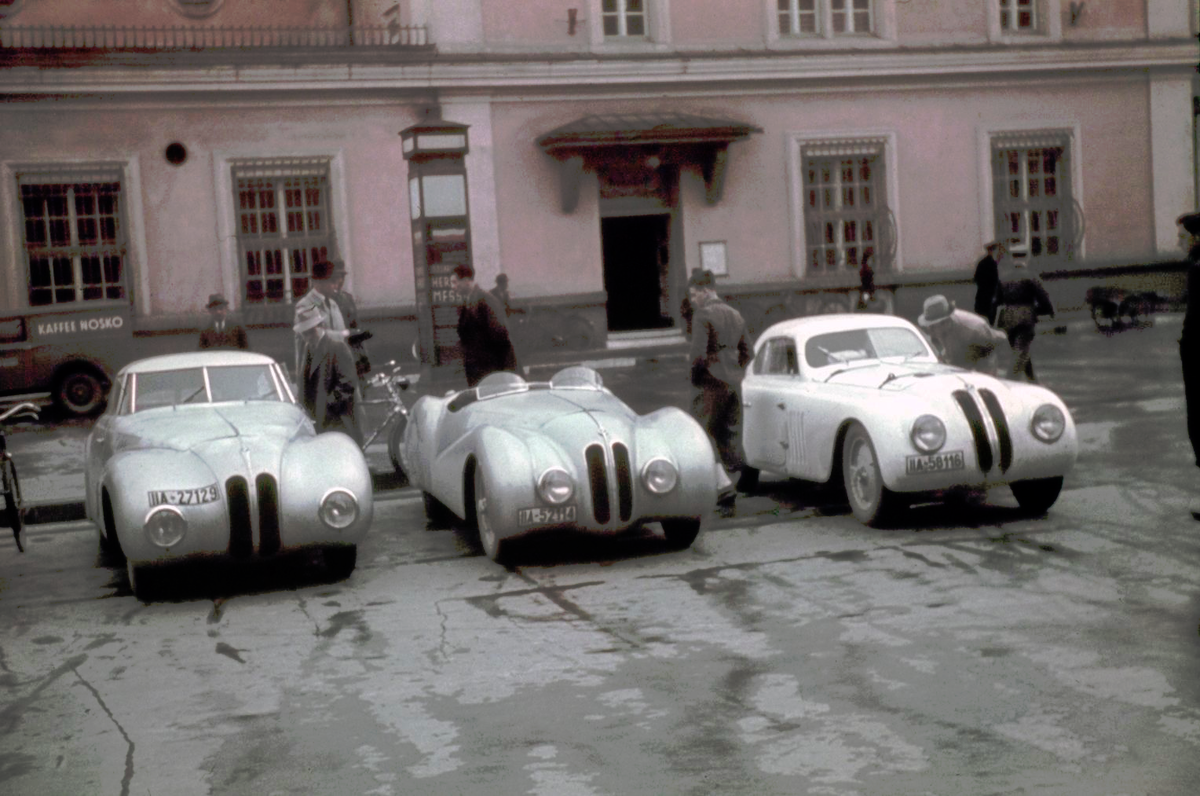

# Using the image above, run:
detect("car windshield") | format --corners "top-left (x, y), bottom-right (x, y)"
top-left (805, 327), bottom-right (932, 368)
top-left (475, 371), bottom-right (529, 400)
top-left (131, 364), bottom-right (281, 412)
top-left (548, 366), bottom-right (604, 391)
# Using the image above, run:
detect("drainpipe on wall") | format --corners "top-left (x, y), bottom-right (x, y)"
top-left (346, 0), bottom-right (355, 45)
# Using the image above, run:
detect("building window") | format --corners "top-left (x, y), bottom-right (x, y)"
top-left (991, 132), bottom-right (1075, 261)
top-left (801, 140), bottom-right (889, 275)
top-left (15, 167), bottom-right (128, 307)
top-left (231, 159), bottom-right (333, 305)
top-left (602, 0), bottom-right (647, 37)
top-left (778, 0), bottom-right (873, 37)
top-left (999, 0), bottom-right (1037, 33)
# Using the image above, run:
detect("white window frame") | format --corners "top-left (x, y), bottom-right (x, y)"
top-left (589, 0), bottom-right (672, 48)
top-left (213, 151), bottom-right (350, 311)
top-left (766, 0), bottom-right (895, 49)
top-left (977, 122), bottom-right (1084, 262)
top-left (785, 130), bottom-right (902, 279)
top-left (987, 0), bottom-right (1062, 43)
top-left (1, 158), bottom-right (149, 313)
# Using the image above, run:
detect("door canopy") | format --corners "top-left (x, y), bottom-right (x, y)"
top-left (538, 112), bottom-right (762, 212)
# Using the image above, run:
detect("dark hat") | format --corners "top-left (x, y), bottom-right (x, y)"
top-left (687, 269), bottom-right (714, 290)
top-left (1178, 211), bottom-right (1200, 236)
top-left (206, 293), bottom-right (229, 310)
top-left (452, 263), bottom-right (475, 280)
top-left (918, 294), bottom-right (955, 327)
top-left (312, 259), bottom-right (346, 282)
top-left (495, 272), bottom-right (508, 285)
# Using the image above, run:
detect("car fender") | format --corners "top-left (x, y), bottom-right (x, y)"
top-left (807, 392), bottom-right (937, 486)
top-left (102, 448), bottom-right (225, 562)
top-left (280, 432), bottom-right (374, 541)
top-left (441, 425), bottom-right (541, 522)
top-left (636, 406), bottom-right (718, 507)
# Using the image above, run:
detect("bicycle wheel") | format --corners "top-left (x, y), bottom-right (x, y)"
top-left (3, 457), bottom-right (25, 553)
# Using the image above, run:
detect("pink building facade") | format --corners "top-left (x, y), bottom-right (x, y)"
top-left (1, 0), bottom-right (1196, 361)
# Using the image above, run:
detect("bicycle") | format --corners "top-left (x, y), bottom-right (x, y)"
top-left (1, 401), bottom-right (40, 553)
top-left (359, 360), bottom-right (412, 483)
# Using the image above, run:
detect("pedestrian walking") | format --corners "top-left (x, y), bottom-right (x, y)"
top-left (687, 269), bottom-right (751, 504)
top-left (198, 294), bottom-right (248, 350)
top-left (294, 305), bottom-right (363, 445)
top-left (294, 258), bottom-right (350, 378)
top-left (973, 241), bottom-right (1004, 325)
top-left (453, 263), bottom-right (519, 387)
top-left (995, 257), bottom-right (1054, 382)
top-left (490, 272), bottom-right (513, 317)
top-left (1176, 210), bottom-right (1200, 519)
top-left (917, 294), bottom-right (1008, 375)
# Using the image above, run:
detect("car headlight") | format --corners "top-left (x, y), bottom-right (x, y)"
top-left (642, 457), bottom-right (679, 494)
top-left (144, 506), bottom-right (187, 548)
top-left (537, 468), bottom-right (574, 505)
top-left (319, 489), bottom-right (359, 529)
top-left (910, 415), bottom-right (946, 454)
top-left (1031, 404), bottom-right (1066, 443)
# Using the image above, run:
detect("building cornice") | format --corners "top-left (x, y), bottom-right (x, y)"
top-left (0, 39), bottom-right (1195, 96)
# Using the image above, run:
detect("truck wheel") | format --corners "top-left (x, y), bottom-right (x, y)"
top-left (55, 368), bottom-right (105, 416)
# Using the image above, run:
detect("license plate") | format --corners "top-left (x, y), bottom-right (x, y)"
top-left (905, 450), bottom-right (966, 475)
top-left (148, 484), bottom-right (220, 507)
top-left (517, 505), bottom-right (577, 527)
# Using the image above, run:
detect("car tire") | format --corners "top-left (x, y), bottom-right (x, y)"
top-left (55, 368), bottom-right (105, 417)
top-left (842, 422), bottom-right (899, 527)
top-left (3, 457), bottom-right (25, 553)
top-left (325, 545), bottom-right (358, 580)
top-left (386, 415), bottom-right (409, 487)
top-left (126, 561), bottom-right (158, 602)
top-left (422, 491), bottom-right (453, 529)
top-left (736, 466), bottom-right (759, 495)
top-left (98, 492), bottom-right (125, 562)
top-left (474, 467), bottom-right (508, 564)
top-left (1010, 476), bottom-right (1064, 515)
top-left (661, 518), bottom-right (701, 550)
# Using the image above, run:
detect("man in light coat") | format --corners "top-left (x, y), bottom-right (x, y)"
top-left (295, 305), bottom-right (362, 445)
top-left (918, 294), bottom-right (1009, 376)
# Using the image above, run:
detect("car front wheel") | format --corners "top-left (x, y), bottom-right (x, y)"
top-left (842, 422), bottom-right (899, 527)
top-left (126, 561), bottom-right (159, 602)
top-left (324, 545), bottom-right (358, 580)
top-left (661, 518), bottom-right (701, 550)
top-left (1010, 476), bottom-right (1064, 515)
top-left (474, 468), bottom-right (507, 564)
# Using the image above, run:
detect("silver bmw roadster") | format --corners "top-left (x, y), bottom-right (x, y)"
top-left (85, 350), bottom-right (373, 599)
top-left (401, 367), bottom-right (718, 564)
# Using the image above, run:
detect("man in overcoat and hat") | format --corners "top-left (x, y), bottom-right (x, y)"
top-left (294, 258), bottom-right (350, 378)
top-left (687, 269), bottom-right (751, 504)
top-left (918, 294), bottom-right (1008, 375)
top-left (1177, 210), bottom-right (1200, 518)
top-left (199, 293), bottom-right (248, 350)
top-left (294, 305), bottom-right (362, 445)
top-left (453, 263), bottom-right (519, 387)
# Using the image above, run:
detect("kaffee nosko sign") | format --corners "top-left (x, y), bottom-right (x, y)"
top-left (27, 309), bottom-right (128, 343)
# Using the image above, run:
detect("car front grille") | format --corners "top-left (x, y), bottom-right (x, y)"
top-left (586, 442), bottom-right (634, 525)
top-left (226, 474), bottom-right (282, 559)
top-left (952, 388), bottom-right (1013, 475)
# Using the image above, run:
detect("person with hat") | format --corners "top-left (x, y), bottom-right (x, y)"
top-left (453, 263), bottom-right (519, 387)
top-left (1176, 210), bottom-right (1200, 518)
top-left (917, 294), bottom-right (1008, 375)
top-left (294, 305), bottom-right (363, 445)
top-left (972, 241), bottom-right (1005, 325)
top-left (687, 268), bottom-right (751, 505)
top-left (198, 293), bottom-right (249, 350)
top-left (995, 256), bottom-right (1055, 382)
top-left (294, 258), bottom-right (350, 378)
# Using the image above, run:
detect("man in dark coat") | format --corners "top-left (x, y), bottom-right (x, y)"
top-left (687, 269), bottom-right (751, 504)
top-left (1177, 210), bottom-right (1200, 519)
top-left (453, 263), bottom-right (518, 387)
top-left (295, 306), bottom-right (363, 445)
top-left (199, 294), bottom-right (248, 350)
top-left (973, 241), bottom-right (1003, 325)
top-left (996, 257), bottom-right (1055, 382)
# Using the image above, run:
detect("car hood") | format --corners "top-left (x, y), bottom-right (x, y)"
top-left (111, 403), bottom-right (311, 471)
top-left (821, 362), bottom-right (1010, 396)
top-left (469, 389), bottom-right (638, 445)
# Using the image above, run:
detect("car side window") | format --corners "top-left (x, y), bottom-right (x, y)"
top-left (754, 338), bottom-right (800, 376)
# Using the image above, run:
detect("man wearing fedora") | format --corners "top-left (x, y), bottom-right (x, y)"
top-left (687, 269), bottom-right (751, 504)
top-left (918, 294), bottom-right (1008, 375)
top-left (294, 258), bottom-right (351, 378)
top-left (1177, 210), bottom-right (1200, 518)
top-left (294, 305), bottom-right (362, 445)
top-left (199, 293), bottom-right (248, 350)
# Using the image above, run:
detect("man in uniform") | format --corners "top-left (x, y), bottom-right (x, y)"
top-left (687, 269), bottom-right (751, 505)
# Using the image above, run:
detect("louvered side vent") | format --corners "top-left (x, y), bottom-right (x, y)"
top-left (586, 444), bottom-right (610, 524)
top-left (256, 474), bottom-right (281, 557)
top-left (226, 476), bottom-right (253, 559)
top-left (979, 389), bottom-right (1013, 473)
top-left (612, 442), bottom-right (632, 523)
top-left (952, 390), bottom-right (993, 473)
